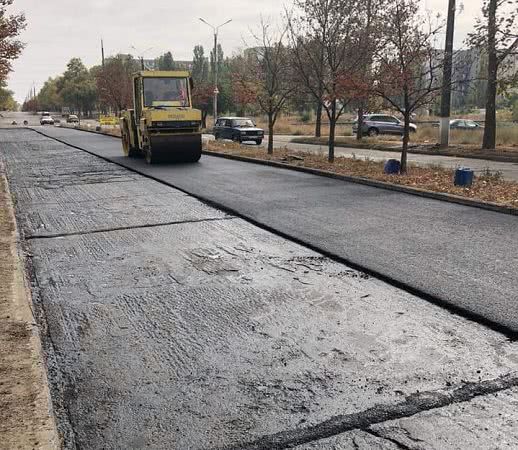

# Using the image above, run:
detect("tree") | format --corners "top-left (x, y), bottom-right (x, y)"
top-left (22, 97), bottom-right (38, 112)
top-left (469, 0), bottom-right (518, 149)
top-left (231, 68), bottom-right (257, 116)
top-left (289, 0), bottom-right (369, 162)
top-left (156, 51), bottom-right (176, 70)
top-left (37, 77), bottom-right (63, 111)
top-left (96, 55), bottom-right (139, 113)
top-left (192, 83), bottom-right (213, 128)
top-left (191, 45), bottom-right (211, 128)
top-left (232, 20), bottom-right (295, 154)
top-left (192, 45), bottom-right (209, 84)
top-left (0, 83), bottom-right (17, 110)
top-left (0, 0), bottom-right (25, 82)
top-left (58, 58), bottom-right (97, 116)
top-left (352, 0), bottom-right (386, 140)
top-left (372, 0), bottom-right (444, 173)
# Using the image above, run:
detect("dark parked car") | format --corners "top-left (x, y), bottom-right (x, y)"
top-left (213, 117), bottom-right (264, 144)
top-left (66, 114), bottom-right (79, 124)
top-left (352, 114), bottom-right (417, 137)
top-left (449, 119), bottom-right (482, 130)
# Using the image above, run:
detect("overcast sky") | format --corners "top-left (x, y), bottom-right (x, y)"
top-left (8, 0), bottom-right (482, 103)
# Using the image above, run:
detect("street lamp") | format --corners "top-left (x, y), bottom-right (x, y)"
top-left (199, 18), bottom-right (232, 124)
top-left (131, 45), bottom-right (154, 70)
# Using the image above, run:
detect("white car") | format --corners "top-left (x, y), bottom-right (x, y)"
top-left (40, 116), bottom-right (54, 125)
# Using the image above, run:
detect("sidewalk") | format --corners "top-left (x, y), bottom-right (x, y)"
top-left (0, 164), bottom-right (58, 450)
top-left (271, 135), bottom-right (518, 182)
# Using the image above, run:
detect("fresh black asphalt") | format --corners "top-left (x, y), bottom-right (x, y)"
top-left (34, 127), bottom-right (518, 334)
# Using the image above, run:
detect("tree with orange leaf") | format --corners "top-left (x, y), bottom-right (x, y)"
top-left (0, 0), bottom-right (25, 83)
top-left (232, 20), bottom-right (294, 154)
top-left (372, 0), bottom-right (444, 173)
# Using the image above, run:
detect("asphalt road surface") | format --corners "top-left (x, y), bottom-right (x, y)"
top-left (3, 128), bottom-right (518, 449)
top-left (34, 126), bottom-right (518, 336)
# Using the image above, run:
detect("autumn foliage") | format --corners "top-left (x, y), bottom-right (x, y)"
top-left (96, 55), bottom-right (140, 113)
top-left (0, 0), bottom-right (26, 82)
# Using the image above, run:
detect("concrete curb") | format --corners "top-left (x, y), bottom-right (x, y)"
top-left (49, 126), bottom-right (518, 216)
top-left (291, 137), bottom-right (518, 164)
top-left (203, 150), bottom-right (518, 216)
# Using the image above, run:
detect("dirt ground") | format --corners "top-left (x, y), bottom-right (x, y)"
top-left (0, 165), bottom-right (58, 450)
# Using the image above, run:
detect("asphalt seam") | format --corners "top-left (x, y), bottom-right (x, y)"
top-left (30, 127), bottom-right (518, 340)
top-left (24, 216), bottom-right (235, 240)
top-left (216, 372), bottom-right (518, 450)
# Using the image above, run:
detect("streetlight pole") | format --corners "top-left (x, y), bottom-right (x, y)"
top-left (439, 0), bottom-right (456, 148)
top-left (131, 46), bottom-right (154, 71)
top-left (199, 18), bottom-right (232, 125)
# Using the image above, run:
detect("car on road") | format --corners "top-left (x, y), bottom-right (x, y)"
top-left (352, 114), bottom-right (417, 137)
top-left (432, 119), bottom-right (484, 130)
top-left (40, 115), bottom-right (54, 125)
top-left (449, 119), bottom-right (483, 130)
top-left (213, 117), bottom-right (264, 145)
top-left (66, 114), bottom-right (79, 124)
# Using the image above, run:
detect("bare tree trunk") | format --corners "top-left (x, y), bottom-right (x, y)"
top-left (401, 113), bottom-right (410, 174)
top-left (328, 100), bottom-right (336, 163)
top-left (483, 0), bottom-right (498, 150)
top-left (268, 112), bottom-right (274, 155)
top-left (315, 101), bottom-right (323, 137)
top-left (356, 106), bottom-right (364, 140)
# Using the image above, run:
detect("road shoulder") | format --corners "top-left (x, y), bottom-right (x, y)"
top-left (0, 163), bottom-right (58, 450)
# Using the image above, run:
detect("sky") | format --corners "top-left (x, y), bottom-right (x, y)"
top-left (8, 0), bottom-right (483, 103)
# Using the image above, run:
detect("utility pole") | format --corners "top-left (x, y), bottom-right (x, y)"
top-left (213, 30), bottom-right (219, 125)
top-left (101, 39), bottom-right (105, 67)
top-left (199, 18), bottom-right (232, 125)
top-left (439, 0), bottom-right (456, 148)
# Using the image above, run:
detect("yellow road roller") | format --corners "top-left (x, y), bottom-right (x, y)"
top-left (120, 71), bottom-right (202, 164)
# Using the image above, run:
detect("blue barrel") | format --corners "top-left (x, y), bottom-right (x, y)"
top-left (454, 167), bottom-right (474, 187)
top-left (384, 159), bottom-right (401, 174)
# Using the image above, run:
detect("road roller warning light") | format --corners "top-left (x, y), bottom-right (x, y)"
top-left (120, 71), bottom-right (202, 164)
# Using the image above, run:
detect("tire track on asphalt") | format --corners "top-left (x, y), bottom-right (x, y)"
top-left (25, 216), bottom-right (236, 240)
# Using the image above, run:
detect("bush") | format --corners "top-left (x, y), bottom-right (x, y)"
top-left (300, 110), bottom-right (313, 123)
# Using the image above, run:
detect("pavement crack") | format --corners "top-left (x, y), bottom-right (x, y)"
top-left (218, 372), bottom-right (518, 450)
top-left (24, 216), bottom-right (235, 240)
top-left (364, 429), bottom-right (413, 450)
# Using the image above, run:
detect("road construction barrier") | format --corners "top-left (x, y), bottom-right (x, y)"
top-left (99, 115), bottom-right (119, 126)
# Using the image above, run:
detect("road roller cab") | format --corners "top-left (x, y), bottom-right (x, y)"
top-left (120, 71), bottom-right (202, 164)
